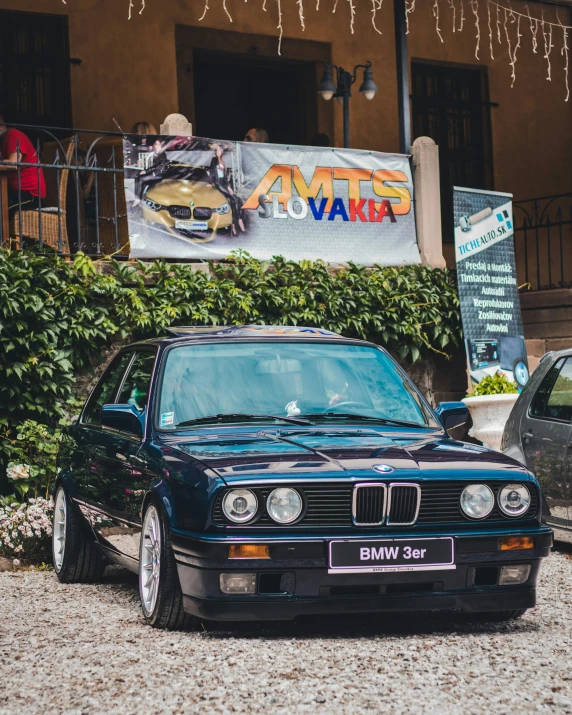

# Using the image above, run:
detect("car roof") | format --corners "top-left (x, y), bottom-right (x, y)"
top-left (164, 325), bottom-right (345, 339)
top-left (540, 347), bottom-right (572, 365)
top-left (124, 325), bottom-right (368, 350)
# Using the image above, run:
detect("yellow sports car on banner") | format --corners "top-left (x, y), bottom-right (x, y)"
top-left (142, 167), bottom-right (233, 242)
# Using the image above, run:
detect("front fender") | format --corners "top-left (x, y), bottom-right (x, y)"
top-left (502, 443), bottom-right (527, 468)
top-left (141, 478), bottom-right (177, 527)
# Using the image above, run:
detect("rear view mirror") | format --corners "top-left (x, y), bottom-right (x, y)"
top-left (256, 359), bottom-right (301, 374)
top-left (101, 404), bottom-right (143, 437)
top-left (435, 401), bottom-right (469, 432)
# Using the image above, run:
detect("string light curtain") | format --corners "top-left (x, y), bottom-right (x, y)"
top-left (59, 0), bottom-right (571, 99)
top-left (410, 0), bottom-right (569, 100)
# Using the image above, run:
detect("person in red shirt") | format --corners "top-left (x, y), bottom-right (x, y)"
top-left (0, 114), bottom-right (46, 215)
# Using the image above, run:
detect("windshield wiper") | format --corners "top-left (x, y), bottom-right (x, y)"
top-left (175, 413), bottom-right (313, 427)
top-left (300, 413), bottom-right (426, 429)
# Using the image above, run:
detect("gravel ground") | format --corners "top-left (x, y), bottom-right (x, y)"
top-left (1, 553), bottom-right (572, 714)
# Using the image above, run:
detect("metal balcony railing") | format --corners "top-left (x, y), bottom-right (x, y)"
top-left (0, 123), bottom-right (127, 257)
top-left (514, 193), bottom-right (572, 291)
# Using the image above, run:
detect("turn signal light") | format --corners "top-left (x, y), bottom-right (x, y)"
top-left (499, 536), bottom-right (534, 551)
top-left (229, 544), bottom-right (270, 559)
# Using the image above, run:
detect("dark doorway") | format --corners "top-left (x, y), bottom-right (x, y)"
top-left (193, 49), bottom-right (315, 145)
top-left (411, 60), bottom-right (493, 242)
top-left (176, 26), bottom-right (332, 147)
top-left (0, 9), bottom-right (72, 130)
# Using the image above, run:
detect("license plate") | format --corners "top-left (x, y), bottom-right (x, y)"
top-left (328, 537), bottom-right (455, 574)
top-left (175, 220), bottom-right (209, 230)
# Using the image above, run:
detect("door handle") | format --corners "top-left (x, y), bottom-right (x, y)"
top-left (522, 431), bottom-right (533, 444)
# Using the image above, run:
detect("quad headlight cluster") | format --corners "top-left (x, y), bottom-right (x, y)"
top-left (221, 487), bottom-right (303, 524)
top-left (143, 197), bottom-right (163, 212)
top-left (460, 483), bottom-right (531, 519)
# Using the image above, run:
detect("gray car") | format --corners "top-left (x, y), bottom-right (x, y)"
top-left (502, 348), bottom-right (572, 543)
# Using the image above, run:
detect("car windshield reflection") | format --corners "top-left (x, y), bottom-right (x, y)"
top-left (157, 341), bottom-right (437, 430)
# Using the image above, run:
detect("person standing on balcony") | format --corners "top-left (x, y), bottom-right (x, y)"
top-left (130, 121), bottom-right (157, 135)
top-left (0, 114), bottom-right (46, 214)
top-left (243, 127), bottom-right (269, 143)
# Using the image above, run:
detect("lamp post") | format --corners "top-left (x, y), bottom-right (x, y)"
top-left (318, 60), bottom-right (378, 149)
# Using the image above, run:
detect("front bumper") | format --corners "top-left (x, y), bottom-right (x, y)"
top-left (172, 528), bottom-right (553, 621)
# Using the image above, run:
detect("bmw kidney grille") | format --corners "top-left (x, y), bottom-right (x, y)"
top-left (352, 483), bottom-right (421, 526)
top-left (168, 205), bottom-right (192, 219)
top-left (193, 207), bottom-right (213, 220)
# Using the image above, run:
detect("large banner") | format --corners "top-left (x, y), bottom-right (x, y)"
top-left (123, 135), bottom-right (420, 265)
top-left (453, 186), bottom-right (529, 390)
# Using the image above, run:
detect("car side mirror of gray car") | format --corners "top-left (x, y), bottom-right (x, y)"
top-left (435, 402), bottom-right (469, 432)
top-left (101, 403), bottom-right (144, 437)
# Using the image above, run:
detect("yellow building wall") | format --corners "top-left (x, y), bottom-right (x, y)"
top-left (2, 0), bottom-right (571, 207)
top-left (409, 2), bottom-right (572, 199)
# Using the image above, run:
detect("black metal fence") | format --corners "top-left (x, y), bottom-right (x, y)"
top-left (514, 193), bottom-right (572, 292)
top-left (0, 123), bottom-right (127, 257)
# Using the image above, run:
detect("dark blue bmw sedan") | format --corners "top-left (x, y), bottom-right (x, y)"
top-left (53, 326), bottom-right (552, 630)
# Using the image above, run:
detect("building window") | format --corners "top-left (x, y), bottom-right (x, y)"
top-left (0, 10), bottom-right (72, 129)
top-left (412, 60), bottom-right (493, 242)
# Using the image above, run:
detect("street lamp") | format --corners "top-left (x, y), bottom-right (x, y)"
top-left (318, 60), bottom-right (378, 148)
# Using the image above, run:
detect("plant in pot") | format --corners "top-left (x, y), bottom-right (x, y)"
top-left (463, 371), bottom-right (519, 452)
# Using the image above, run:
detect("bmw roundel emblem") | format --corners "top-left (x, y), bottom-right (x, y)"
top-left (372, 464), bottom-right (394, 474)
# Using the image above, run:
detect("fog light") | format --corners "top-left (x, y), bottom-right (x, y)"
top-left (499, 536), bottom-right (534, 551)
top-left (499, 564), bottom-right (531, 585)
top-left (229, 544), bottom-right (270, 559)
top-left (219, 573), bottom-right (257, 594)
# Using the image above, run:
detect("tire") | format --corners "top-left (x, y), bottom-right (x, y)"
top-left (139, 499), bottom-right (198, 631)
top-left (468, 609), bottom-right (527, 622)
top-left (52, 485), bottom-right (105, 583)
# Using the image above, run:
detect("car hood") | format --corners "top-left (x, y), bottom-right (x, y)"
top-left (158, 428), bottom-right (531, 484)
top-left (146, 179), bottom-right (224, 207)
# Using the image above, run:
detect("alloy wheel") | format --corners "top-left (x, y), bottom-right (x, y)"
top-left (140, 505), bottom-right (161, 615)
top-left (52, 488), bottom-right (67, 572)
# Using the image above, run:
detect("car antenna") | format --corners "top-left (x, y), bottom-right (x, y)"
top-left (112, 117), bottom-right (125, 134)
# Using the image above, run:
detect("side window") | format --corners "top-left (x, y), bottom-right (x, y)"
top-left (545, 358), bottom-right (572, 421)
top-left (117, 351), bottom-right (156, 414)
top-left (530, 358), bottom-right (572, 421)
top-left (83, 352), bottom-right (133, 425)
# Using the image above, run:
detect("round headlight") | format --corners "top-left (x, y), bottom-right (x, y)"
top-left (499, 484), bottom-right (531, 517)
top-left (144, 197), bottom-right (162, 211)
top-left (222, 489), bottom-right (258, 523)
top-left (267, 488), bottom-right (303, 524)
top-left (460, 484), bottom-right (494, 519)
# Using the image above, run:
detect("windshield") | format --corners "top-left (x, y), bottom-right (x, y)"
top-left (186, 167), bottom-right (210, 183)
top-left (157, 341), bottom-right (437, 430)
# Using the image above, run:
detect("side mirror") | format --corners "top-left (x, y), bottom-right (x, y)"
top-left (435, 401), bottom-right (469, 432)
top-left (101, 404), bottom-right (143, 437)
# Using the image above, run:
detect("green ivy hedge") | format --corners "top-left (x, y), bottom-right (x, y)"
top-left (0, 248), bottom-right (461, 433)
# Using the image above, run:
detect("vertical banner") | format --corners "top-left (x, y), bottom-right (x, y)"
top-left (123, 135), bottom-right (420, 266)
top-left (453, 187), bottom-right (529, 390)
